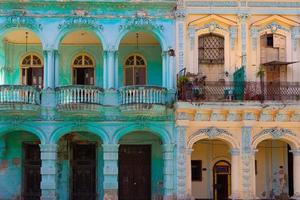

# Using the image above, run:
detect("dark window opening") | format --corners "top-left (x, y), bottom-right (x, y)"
top-left (191, 160), bottom-right (202, 181)
top-left (267, 35), bottom-right (273, 47)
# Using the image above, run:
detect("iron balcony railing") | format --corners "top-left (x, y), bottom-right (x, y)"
top-left (178, 81), bottom-right (300, 102)
top-left (119, 85), bottom-right (168, 105)
top-left (0, 85), bottom-right (41, 105)
top-left (56, 85), bottom-right (104, 105)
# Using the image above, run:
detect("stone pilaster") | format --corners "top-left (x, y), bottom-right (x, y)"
top-left (175, 0), bottom-right (186, 72)
top-left (230, 148), bottom-right (241, 200)
top-left (176, 126), bottom-right (188, 200)
top-left (238, 14), bottom-right (249, 69)
top-left (291, 149), bottom-right (300, 200)
top-left (241, 126), bottom-right (256, 200)
top-left (103, 144), bottom-right (119, 200)
top-left (162, 144), bottom-right (175, 199)
top-left (40, 144), bottom-right (57, 200)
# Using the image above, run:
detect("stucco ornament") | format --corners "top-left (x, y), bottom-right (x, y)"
top-left (1, 11), bottom-right (42, 32)
top-left (58, 16), bottom-right (103, 31)
top-left (254, 128), bottom-right (296, 141)
top-left (192, 127), bottom-right (232, 139)
top-left (258, 22), bottom-right (290, 33)
top-left (119, 11), bottom-right (164, 31)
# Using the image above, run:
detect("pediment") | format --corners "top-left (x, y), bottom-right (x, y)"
top-left (251, 15), bottom-right (299, 28)
top-left (189, 14), bottom-right (237, 28)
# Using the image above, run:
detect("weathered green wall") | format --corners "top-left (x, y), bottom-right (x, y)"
top-left (0, 132), bottom-right (39, 199)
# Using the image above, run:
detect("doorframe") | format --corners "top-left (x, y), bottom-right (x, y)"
top-left (118, 144), bottom-right (152, 200)
top-left (21, 141), bottom-right (41, 199)
top-left (213, 160), bottom-right (231, 200)
top-left (69, 142), bottom-right (98, 200)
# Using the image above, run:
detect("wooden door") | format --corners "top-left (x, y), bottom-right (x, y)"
top-left (22, 143), bottom-right (41, 200)
top-left (119, 145), bottom-right (151, 200)
top-left (213, 161), bottom-right (231, 200)
top-left (216, 174), bottom-right (229, 200)
top-left (71, 144), bottom-right (96, 200)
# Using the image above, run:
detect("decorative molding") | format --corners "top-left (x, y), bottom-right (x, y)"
top-left (291, 26), bottom-right (300, 51)
top-left (176, 126), bottom-right (187, 199)
top-left (0, 14), bottom-right (42, 32)
top-left (253, 127), bottom-right (296, 141)
top-left (188, 26), bottom-right (195, 50)
top-left (195, 21), bottom-right (228, 33)
top-left (190, 127), bottom-right (232, 139)
top-left (229, 26), bottom-right (237, 49)
top-left (185, 1), bottom-right (238, 7)
top-left (58, 16), bottom-right (103, 31)
top-left (119, 11), bottom-right (164, 32)
top-left (258, 22), bottom-right (290, 33)
top-left (250, 27), bottom-right (259, 50)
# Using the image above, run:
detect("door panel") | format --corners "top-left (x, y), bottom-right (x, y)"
top-left (23, 143), bottom-right (41, 200)
top-left (72, 144), bottom-right (96, 200)
top-left (119, 145), bottom-right (151, 200)
top-left (216, 174), bottom-right (228, 200)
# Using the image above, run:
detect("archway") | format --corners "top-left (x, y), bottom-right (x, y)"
top-left (0, 29), bottom-right (43, 86)
top-left (118, 31), bottom-right (162, 87)
top-left (255, 139), bottom-right (294, 199)
top-left (56, 131), bottom-right (103, 200)
top-left (118, 131), bottom-right (165, 200)
top-left (58, 30), bottom-right (103, 87)
top-left (0, 131), bottom-right (41, 200)
top-left (190, 139), bottom-right (232, 200)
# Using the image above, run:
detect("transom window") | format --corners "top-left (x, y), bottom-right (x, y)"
top-left (124, 54), bottom-right (146, 86)
top-left (20, 54), bottom-right (43, 89)
top-left (72, 53), bottom-right (95, 85)
top-left (198, 34), bottom-right (224, 64)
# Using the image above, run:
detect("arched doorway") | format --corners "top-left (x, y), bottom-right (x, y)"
top-left (213, 160), bottom-right (231, 200)
top-left (59, 30), bottom-right (103, 86)
top-left (190, 139), bottom-right (231, 200)
top-left (123, 54), bottom-right (147, 86)
top-left (117, 131), bottom-right (164, 200)
top-left (72, 53), bottom-right (95, 85)
top-left (118, 31), bottom-right (162, 87)
top-left (20, 53), bottom-right (44, 88)
top-left (56, 132), bottom-right (103, 200)
top-left (255, 139), bottom-right (293, 199)
top-left (0, 131), bottom-right (41, 200)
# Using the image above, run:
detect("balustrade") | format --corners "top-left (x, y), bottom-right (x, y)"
top-left (0, 85), bottom-right (40, 105)
top-left (119, 86), bottom-right (168, 105)
top-left (56, 85), bottom-right (104, 105)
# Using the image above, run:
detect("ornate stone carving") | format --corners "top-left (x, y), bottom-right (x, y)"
top-left (258, 22), bottom-right (290, 33)
top-left (176, 126), bottom-right (187, 199)
top-left (119, 11), bottom-right (164, 31)
top-left (253, 128), bottom-right (296, 141)
top-left (291, 26), bottom-right (300, 51)
top-left (250, 27), bottom-right (259, 50)
top-left (188, 26), bottom-right (196, 50)
top-left (190, 127), bottom-right (232, 139)
top-left (58, 16), bottom-right (103, 31)
top-left (1, 14), bottom-right (42, 32)
top-left (229, 26), bottom-right (237, 49)
top-left (195, 21), bottom-right (228, 33)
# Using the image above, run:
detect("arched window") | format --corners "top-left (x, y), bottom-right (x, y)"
top-left (20, 54), bottom-right (43, 88)
top-left (124, 54), bottom-right (146, 86)
top-left (72, 53), bottom-right (95, 85)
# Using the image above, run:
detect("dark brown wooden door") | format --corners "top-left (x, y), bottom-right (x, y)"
top-left (216, 174), bottom-right (228, 200)
top-left (71, 144), bottom-right (96, 200)
top-left (119, 145), bottom-right (151, 200)
top-left (23, 143), bottom-right (41, 200)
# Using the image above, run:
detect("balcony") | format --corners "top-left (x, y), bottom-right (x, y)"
top-left (0, 85), bottom-right (41, 115)
top-left (119, 85), bottom-right (169, 115)
top-left (178, 81), bottom-right (300, 102)
top-left (55, 85), bottom-right (104, 113)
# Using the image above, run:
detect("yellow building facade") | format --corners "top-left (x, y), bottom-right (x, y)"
top-left (176, 1), bottom-right (300, 199)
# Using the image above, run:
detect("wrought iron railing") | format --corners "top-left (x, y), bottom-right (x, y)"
top-left (178, 81), bottom-right (300, 102)
top-left (56, 85), bottom-right (104, 105)
top-left (0, 85), bottom-right (41, 105)
top-left (119, 85), bottom-right (168, 105)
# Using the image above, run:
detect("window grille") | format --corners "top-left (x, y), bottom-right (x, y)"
top-left (198, 34), bottom-right (224, 64)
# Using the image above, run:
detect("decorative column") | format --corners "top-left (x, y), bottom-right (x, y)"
top-left (238, 14), bottom-right (249, 70)
top-left (162, 51), bottom-right (168, 88)
top-left (167, 50), bottom-right (176, 89)
top-left (162, 144), bottom-right (175, 199)
top-left (40, 144), bottom-right (57, 200)
top-left (292, 149), bottom-right (300, 200)
top-left (241, 126), bottom-right (256, 199)
top-left (54, 50), bottom-right (59, 87)
top-left (43, 49), bottom-right (56, 88)
top-left (114, 51), bottom-right (119, 88)
top-left (230, 148), bottom-right (240, 199)
top-left (104, 48), bottom-right (116, 89)
top-left (176, 126), bottom-right (188, 200)
top-left (175, 0), bottom-right (186, 72)
top-left (103, 144), bottom-right (119, 200)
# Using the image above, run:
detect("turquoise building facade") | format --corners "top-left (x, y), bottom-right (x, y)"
top-left (0, 1), bottom-right (177, 200)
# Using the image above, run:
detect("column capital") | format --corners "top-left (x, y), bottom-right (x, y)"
top-left (39, 144), bottom-right (57, 152)
top-left (290, 149), bottom-right (300, 156)
top-left (161, 143), bottom-right (175, 152)
top-left (238, 13), bottom-right (250, 22)
top-left (230, 148), bottom-right (240, 156)
top-left (102, 144), bottom-right (119, 152)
